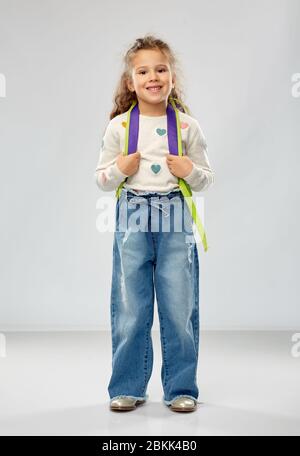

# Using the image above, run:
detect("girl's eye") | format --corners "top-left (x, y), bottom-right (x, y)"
top-left (139, 68), bottom-right (167, 75)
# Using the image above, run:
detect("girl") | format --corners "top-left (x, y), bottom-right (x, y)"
top-left (95, 35), bottom-right (214, 413)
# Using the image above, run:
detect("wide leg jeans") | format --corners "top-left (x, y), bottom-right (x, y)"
top-left (108, 187), bottom-right (200, 405)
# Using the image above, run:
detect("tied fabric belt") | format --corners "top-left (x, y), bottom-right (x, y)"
top-left (125, 190), bottom-right (184, 218)
top-left (128, 197), bottom-right (170, 218)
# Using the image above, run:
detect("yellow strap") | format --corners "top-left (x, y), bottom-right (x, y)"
top-left (115, 101), bottom-right (137, 199)
top-left (169, 96), bottom-right (191, 115)
top-left (169, 98), bottom-right (209, 252)
top-left (178, 178), bottom-right (208, 252)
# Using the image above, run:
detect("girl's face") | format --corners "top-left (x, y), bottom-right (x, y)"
top-left (127, 49), bottom-right (175, 110)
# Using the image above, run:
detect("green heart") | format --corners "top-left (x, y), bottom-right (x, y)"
top-left (151, 164), bottom-right (161, 174)
top-left (156, 128), bottom-right (167, 136)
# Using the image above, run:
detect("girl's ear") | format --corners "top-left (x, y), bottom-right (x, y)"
top-left (172, 74), bottom-right (176, 88)
top-left (126, 78), bottom-right (134, 93)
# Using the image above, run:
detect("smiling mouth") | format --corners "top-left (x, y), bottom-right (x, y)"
top-left (146, 86), bottom-right (162, 93)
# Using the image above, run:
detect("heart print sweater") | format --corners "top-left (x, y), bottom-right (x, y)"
top-left (94, 110), bottom-right (215, 193)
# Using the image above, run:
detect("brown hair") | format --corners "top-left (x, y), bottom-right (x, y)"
top-left (109, 34), bottom-right (191, 120)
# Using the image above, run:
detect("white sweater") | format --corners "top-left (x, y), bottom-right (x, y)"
top-left (94, 110), bottom-right (214, 193)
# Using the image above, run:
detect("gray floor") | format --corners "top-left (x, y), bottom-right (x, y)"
top-left (0, 331), bottom-right (299, 436)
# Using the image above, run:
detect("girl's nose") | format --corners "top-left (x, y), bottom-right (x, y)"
top-left (149, 71), bottom-right (158, 81)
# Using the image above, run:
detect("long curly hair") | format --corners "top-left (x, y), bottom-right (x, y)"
top-left (109, 34), bottom-right (191, 120)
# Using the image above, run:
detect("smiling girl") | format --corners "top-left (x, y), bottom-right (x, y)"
top-left (95, 35), bottom-right (214, 413)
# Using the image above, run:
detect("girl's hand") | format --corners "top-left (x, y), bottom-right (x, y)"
top-left (166, 154), bottom-right (193, 178)
top-left (116, 151), bottom-right (141, 176)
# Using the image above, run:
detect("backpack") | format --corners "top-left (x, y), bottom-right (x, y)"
top-left (115, 96), bottom-right (209, 252)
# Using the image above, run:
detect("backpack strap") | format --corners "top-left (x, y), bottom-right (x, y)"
top-left (168, 97), bottom-right (208, 252)
top-left (115, 101), bottom-right (137, 198)
top-left (115, 98), bottom-right (209, 252)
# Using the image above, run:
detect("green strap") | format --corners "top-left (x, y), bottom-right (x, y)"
top-left (169, 98), bottom-right (208, 252)
top-left (115, 100), bottom-right (137, 199)
top-left (169, 96), bottom-right (191, 115)
top-left (178, 179), bottom-right (208, 252)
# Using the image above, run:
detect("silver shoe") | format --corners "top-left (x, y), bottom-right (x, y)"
top-left (110, 397), bottom-right (146, 411)
top-left (169, 397), bottom-right (197, 412)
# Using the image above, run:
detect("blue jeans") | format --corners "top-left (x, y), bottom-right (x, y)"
top-left (108, 187), bottom-right (200, 405)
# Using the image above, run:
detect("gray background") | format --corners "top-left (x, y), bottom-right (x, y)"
top-left (0, 0), bottom-right (299, 331)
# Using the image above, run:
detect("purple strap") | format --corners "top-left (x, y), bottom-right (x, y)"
top-left (166, 103), bottom-right (179, 155)
top-left (127, 102), bottom-right (178, 155)
top-left (128, 103), bottom-right (139, 154)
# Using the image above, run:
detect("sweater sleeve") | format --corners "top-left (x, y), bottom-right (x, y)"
top-left (94, 120), bottom-right (129, 192)
top-left (183, 120), bottom-right (215, 192)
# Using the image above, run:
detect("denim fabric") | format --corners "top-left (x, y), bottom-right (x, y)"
top-left (108, 187), bottom-right (200, 405)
